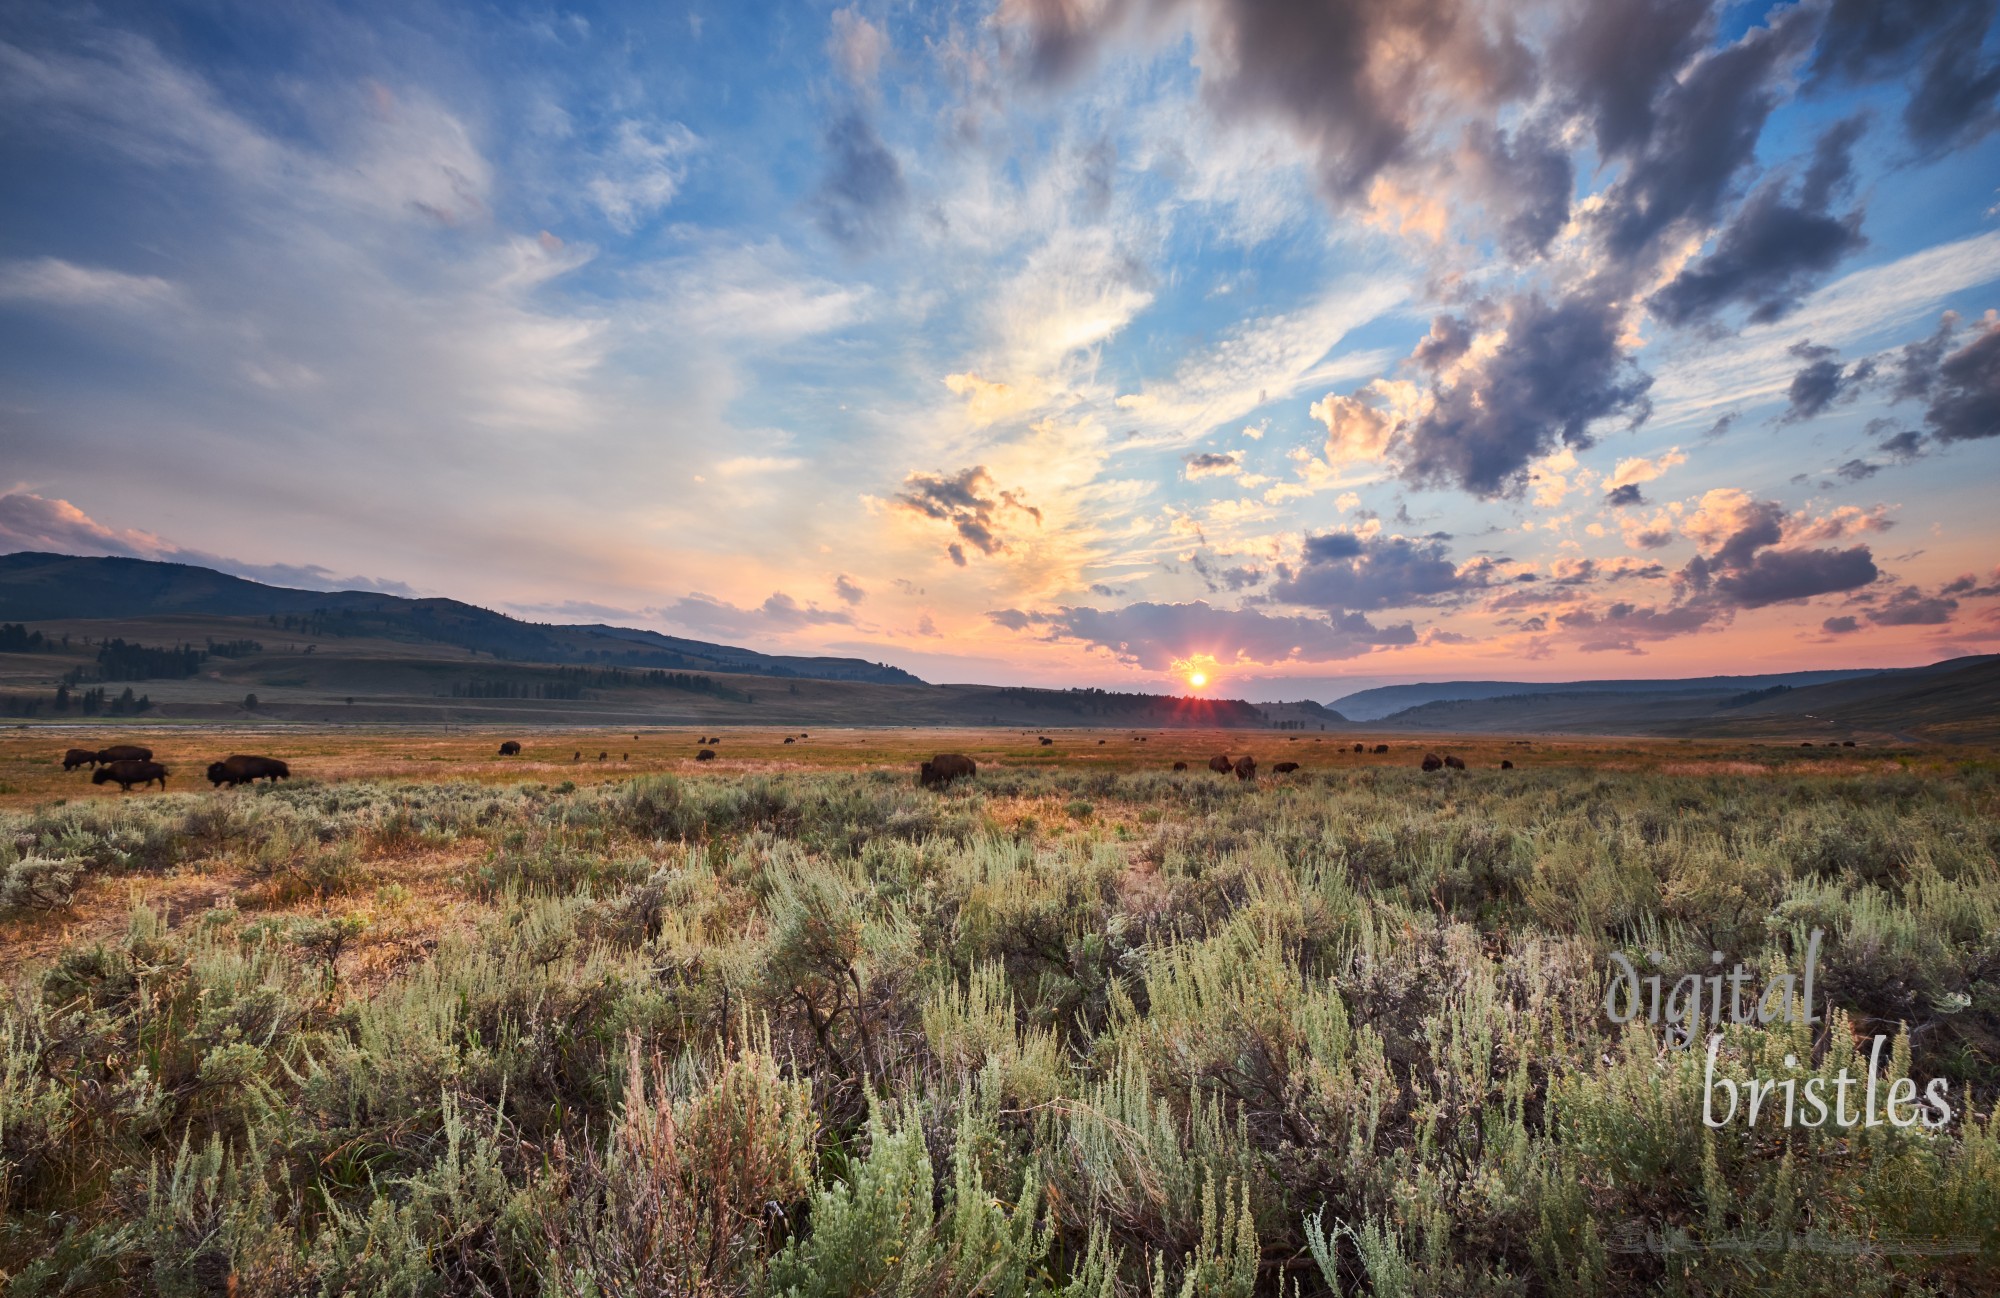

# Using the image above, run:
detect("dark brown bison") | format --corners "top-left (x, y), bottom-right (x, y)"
top-left (93, 759), bottom-right (168, 791)
top-left (1353, 743), bottom-right (1364, 753)
top-left (920, 753), bottom-right (978, 788)
top-left (1500, 759), bottom-right (1514, 770)
top-left (1421, 753), bottom-right (1444, 772)
top-left (207, 755), bottom-right (290, 787)
top-left (1039, 736), bottom-right (1053, 746)
top-left (1842, 740), bottom-right (1856, 747)
top-left (97, 744), bottom-right (153, 764)
top-left (1444, 755), bottom-right (1465, 770)
top-left (498, 741), bottom-right (522, 756)
top-left (1373, 744), bottom-right (1389, 754)
top-left (1801, 741), bottom-right (1814, 748)
top-left (63, 747), bottom-right (100, 770)
top-left (695, 748), bottom-right (717, 761)
top-left (784, 736), bottom-right (796, 744)
top-left (1272, 761), bottom-right (1300, 774)
top-left (1208, 754), bottom-right (1233, 773)
top-left (1233, 755), bottom-right (1257, 781)
top-left (1172, 761), bottom-right (1188, 771)
top-left (598, 752), bottom-right (607, 762)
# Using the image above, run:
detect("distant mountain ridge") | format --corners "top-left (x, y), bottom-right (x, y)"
top-left (1328, 669), bottom-right (1886, 721)
top-left (0, 552), bottom-right (925, 685)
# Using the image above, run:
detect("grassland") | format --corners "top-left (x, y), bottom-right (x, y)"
top-left (2, 727), bottom-right (1997, 1295)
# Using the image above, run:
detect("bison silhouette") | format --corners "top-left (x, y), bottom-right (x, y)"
top-left (97, 744), bottom-right (153, 764)
top-left (1421, 753), bottom-right (1444, 772)
top-left (1233, 755), bottom-right (1257, 781)
top-left (919, 753), bottom-right (977, 788)
top-left (1444, 755), bottom-right (1465, 770)
top-left (695, 748), bottom-right (717, 762)
top-left (1272, 761), bottom-right (1300, 774)
top-left (1172, 761), bottom-right (1188, 771)
top-left (207, 755), bottom-right (290, 787)
top-left (1207, 754), bottom-right (1233, 773)
top-left (62, 747), bottom-right (100, 771)
top-left (498, 741), bottom-right (521, 756)
top-left (93, 759), bottom-right (168, 791)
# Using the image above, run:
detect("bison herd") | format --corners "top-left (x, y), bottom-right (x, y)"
top-left (60, 743), bottom-right (292, 793)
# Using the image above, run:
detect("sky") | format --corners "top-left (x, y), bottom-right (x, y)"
top-left (1, 0), bottom-right (1998, 700)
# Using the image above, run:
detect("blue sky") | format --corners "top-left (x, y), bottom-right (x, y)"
top-left (2, 0), bottom-right (1998, 698)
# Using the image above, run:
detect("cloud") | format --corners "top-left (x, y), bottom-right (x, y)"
top-left (1678, 489), bottom-right (1880, 608)
top-left (811, 111), bottom-right (908, 253)
top-left (1809, 0), bottom-right (2000, 154)
top-left (1821, 614), bottom-right (1861, 634)
top-left (1865, 584), bottom-right (1958, 626)
top-left (1780, 340), bottom-right (1876, 422)
top-left (1605, 483), bottom-right (1646, 507)
top-left (1899, 310), bottom-right (2000, 444)
top-left (1006, 599), bottom-right (1413, 669)
top-left (829, 7), bottom-right (889, 92)
top-left (1268, 531), bottom-right (1478, 611)
top-left (1606, 447), bottom-right (1687, 491)
top-left (656, 590), bottom-right (856, 638)
top-left (834, 573), bottom-right (866, 604)
top-left (587, 118), bottom-right (699, 233)
top-left (1648, 117), bottom-right (1869, 327)
top-left (892, 465), bottom-right (1042, 563)
top-left (1184, 451), bottom-right (1241, 480)
top-left (0, 257), bottom-right (181, 311)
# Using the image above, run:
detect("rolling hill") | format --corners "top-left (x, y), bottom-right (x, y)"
top-left (1327, 668), bottom-right (1886, 721)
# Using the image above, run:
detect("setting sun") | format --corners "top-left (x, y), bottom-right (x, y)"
top-left (1187, 670), bottom-right (1207, 688)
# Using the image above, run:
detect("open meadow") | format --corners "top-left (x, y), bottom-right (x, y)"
top-left (3, 727), bottom-right (1998, 1295)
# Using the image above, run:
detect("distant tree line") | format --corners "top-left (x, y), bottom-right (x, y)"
top-left (205, 637), bottom-right (264, 658)
top-left (61, 638), bottom-right (206, 684)
top-left (448, 668), bottom-right (751, 703)
top-left (0, 624), bottom-right (58, 654)
top-left (990, 685), bottom-right (1264, 723)
top-left (2, 685), bottom-right (151, 717)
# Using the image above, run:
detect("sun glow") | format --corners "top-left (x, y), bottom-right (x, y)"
top-left (1172, 654), bottom-right (1220, 692)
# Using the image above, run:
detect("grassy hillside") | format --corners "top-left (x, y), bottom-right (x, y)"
top-left (0, 732), bottom-right (1995, 1294)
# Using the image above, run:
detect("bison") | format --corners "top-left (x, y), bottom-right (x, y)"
top-left (1039, 736), bottom-right (1053, 746)
top-left (1421, 753), bottom-right (1444, 772)
top-left (1353, 743), bottom-right (1364, 753)
top-left (1273, 761), bottom-right (1300, 774)
top-left (62, 747), bottom-right (100, 771)
top-left (695, 748), bottom-right (717, 761)
top-left (919, 753), bottom-right (978, 789)
top-left (498, 740), bottom-right (522, 756)
top-left (207, 755), bottom-right (290, 787)
top-left (1233, 755), bottom-right (1257, 781)
top-left (1208, 754), bottom-right (1233, 773)
top-left (1500, 759), bottom-right (1514, 770)
top-left (1842, 740), bottom-right (1856, 748)
top-left (93, 759), bottom-right (168, 791)
top-left (598, 752), bottom-right (607, 762)
top-left (1172, 761), bottom-right (1188, 771)
top-left (784, 736), bottom-right (796, 744)
top-left (97, 744), bottom-right (153, 764)
top-left (1373, 744), bottom-right (1389, 754)
top-left (1444, 755), bottom-right (1465, 770)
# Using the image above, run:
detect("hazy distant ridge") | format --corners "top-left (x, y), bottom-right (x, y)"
top-left (1329, 670), bottom-right (1885, 721)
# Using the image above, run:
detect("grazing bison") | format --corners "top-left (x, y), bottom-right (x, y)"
top-left (1098, 739), bottom-right (1107, 745)
top-left (573, 751), bottom-right (582, 762)
top-left (1208, 754), bottom-right (1233, 773)
top-left (1444, 755), bottom-right (1465, 770)
top-left (695, 748), bottom-right (717, 762)
top-left (1172, 761), bottom-right (1188, 771)
top-left (1500, 759), bottom-right (1514, 770)
top-left (207, 755), bottom-right (290, 787)
top-left (1039, 736), bottom-right (1053, 746)
top-left (1421, 753), bottom-right (1444, 772)
top-left (1842, 740), bottom-right (1856, 747)
top-left (62, 747), bottom-right (100, 771)
top-left (919, 753), bottom-right (978, 788)
top-left (1800, 741), bottom-right (1814, 748)
top-left (1273, 761), bottom-right (1300, 774)
top-left (1373, 744), bottom-right (1389, 754)
top-left (784, 736), bottom-right (796, 744)
top-left (1234, 755), bottom-right (1257, 781)
top-left (598, 752), bottom-right (607, 762)
top-left (97, 744), bottom-right (153, 764)
top-left (1353, 743), bottom-right (1364, 753)
top-left (498, 740), bottom-right (522, 756)
top-left (93, 759), bottom-right (168, 791)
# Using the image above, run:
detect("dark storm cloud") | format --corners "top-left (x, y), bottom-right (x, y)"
top-left (1605, 483), bottom-right (1646, 507)
top-left (1781, 341), bottom-right (1876, 422)
top-left (1029, 600), bottom-right (1414, 669)
top-left (1822, 614), bottom-right (1861, 634)
top-left (811, 112), bottom-right (909, 252)
top-left (1394, 287), bottom-right (1654, 498)
top-left (1648, 118), bottom-right (1868, 326)
top-left (1594, 8), bottom-right (1817, 262)
top-left (1709, 544), bottom-right (1879, 607)
top-left (894, 465), bottom-right (1041, 564)
top-left (1549, 0), bottom-right (1715, 160)
top-left (1460, 121), bottom-right (1574, 259)
top-left (1269, 531), bottom-right (1476, 611)
top-left (1810, 0), bottom-right (2000, 153)
top-left (1916, 313), bottom-right (2000, 443)
top-left (1866, 584), bottom-right (1958, 625)
top-left (1188, 551), bottom-right (1265, 593)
